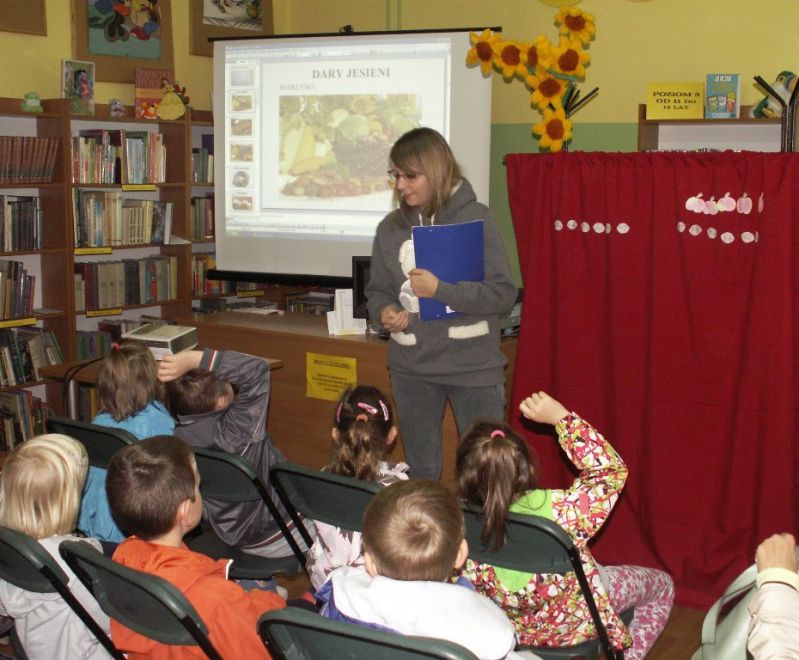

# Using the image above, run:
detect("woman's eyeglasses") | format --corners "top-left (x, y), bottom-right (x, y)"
top-left (387, 170), bottom-right (421, 184)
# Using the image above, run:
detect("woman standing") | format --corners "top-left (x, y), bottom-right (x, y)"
top-left (366, 127), bottom-right (517, 480)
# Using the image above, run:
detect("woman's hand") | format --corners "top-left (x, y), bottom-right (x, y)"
top-left (409, 268), bottom-right (439, 298)
top-left (157, 350), bottom-right (203, 382)
top-left (380, 305), bottom-right (410, 332)
top-left (519, 391), bottom-right (569, 426)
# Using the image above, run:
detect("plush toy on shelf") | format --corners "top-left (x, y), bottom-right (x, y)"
top-left (20, 92), bottom-right (43, 113)
top-left (751, 70), bottom-right (798, 118)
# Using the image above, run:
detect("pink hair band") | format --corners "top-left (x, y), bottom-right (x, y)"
top-left (490, 429), bottom-right (505, 439)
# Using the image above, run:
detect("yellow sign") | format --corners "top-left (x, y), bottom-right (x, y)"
top-left (0, 317), bottom-right (35, 329)
top-left (75, 247), bottom-right (113, 255)
top-left (646, 83), bottom-right (704, 120)
top-left (237, 290), bottom-right (265, 298)
top-left (86, 308), bottom-right (123, 317)
top-left (306, 352), bottom-right (356, 401)
top-left (121, 184), bottom-right (157, 191)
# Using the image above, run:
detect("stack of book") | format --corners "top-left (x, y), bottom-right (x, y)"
top-left (0, 195), bottom-right (43, 251)
top-left (76, 329), bottom-right (113, 360)
top-left (73, 254), bottom-right (178, 310)
top-left (0, 388), bottom-right (47, 451)
top-left (124, 131), bottom-right (166, 184)
top-left (0, 326), bottom-right (64, 385)
top-left (72, 190), bottom-right (173, 246)
top-left (72, 128), bottom-right (123, 184)
top-left (190, 194), bottom-right (214, 240)
top-left (0, 135), bottom-right (59, 184)
top-left (191, 134), bottom-right (214, 183)
top-left (0, 259), bottom-right (35, 320)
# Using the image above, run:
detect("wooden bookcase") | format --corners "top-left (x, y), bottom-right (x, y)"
top-left (637, 103), bottom-right (785, 152)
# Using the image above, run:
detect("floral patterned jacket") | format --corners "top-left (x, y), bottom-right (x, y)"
top-left (459, 412), bottom-right (632, 650)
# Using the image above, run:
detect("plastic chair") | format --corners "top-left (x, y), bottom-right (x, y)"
top-left (59, 539), bottom-right (222, 660)
top-left (0, 525), bottom-right (122, 659)
top-left (188, 446), bottom-right (304, 580)
top-left (259, 606), bottom-right (479, 660)
top-left (269, 462), bottom-right (383, 575)
top-left (46, 415), bottom-right (136, 468)
top-left (462, 504), bottom-right (627, 660)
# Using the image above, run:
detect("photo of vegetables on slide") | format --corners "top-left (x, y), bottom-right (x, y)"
top-left (279, 94), bottom-right (420, 199)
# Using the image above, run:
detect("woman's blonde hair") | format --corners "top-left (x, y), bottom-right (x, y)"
top-left (389, 127), bottom-right (463, 218)
top-left (97, 340), bottom-right (164, 421)
top-left (0, 433), bottom-right (89, 538)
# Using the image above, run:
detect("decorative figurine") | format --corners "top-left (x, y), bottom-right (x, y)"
top-left (141, 101), bottom-right (158, 120)
top-left (20, 92), bottom-right (43, 113)
top-left (156, 78), bottom-right (186, 120)
top-left (109, 98), bottom-right (126, 117)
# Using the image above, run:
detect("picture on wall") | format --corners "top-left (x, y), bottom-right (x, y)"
top-left (62, 59), bottom-right (95, 115)
top-left (72, 0), bottom-right (174, 82)
top-left (190, 0), bottom-right (273, 57)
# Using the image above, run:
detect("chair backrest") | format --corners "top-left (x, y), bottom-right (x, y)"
top-left (191, 446), bottom-right (308, 567)
top-left (46, 415), bottom-right (136, 469)
top-left (461, 505), bottom-right (618, 659)
top-left (259, 606), bottom-right (480, 660)
top-left (59, 539), bottom-right (222, 660)
top-left (0, 526), bottom-right (123, 659)
top-left (270, 462), bottom-right (382, 537)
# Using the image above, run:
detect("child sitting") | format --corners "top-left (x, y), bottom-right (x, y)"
top-left (317, 479), bottom-right (534, 660)
top-left (456, 391), bottom-right (675, 659)
top-left (306, 385), bottom-right (408, 590)
top-left (80, 340), bottom-right (175, 542)
top-left (106, 435), bottom-right (285, 658)
top-left (160, 349), bottom-right (309, 559)
top-left (0, 434), bottom-right (111, 658)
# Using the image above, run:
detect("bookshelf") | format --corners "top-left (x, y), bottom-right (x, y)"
top-left (637, 103), bottom-right (784, 151)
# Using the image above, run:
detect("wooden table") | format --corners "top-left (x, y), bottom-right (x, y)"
top-left (175, 312), bottom-right (518, 487)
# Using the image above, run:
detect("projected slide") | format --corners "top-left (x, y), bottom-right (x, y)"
top-left (223, 39), bottom-right (449, 241)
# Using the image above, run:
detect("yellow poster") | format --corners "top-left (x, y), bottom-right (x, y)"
top-left (646, 83), bottom-right (705, 120)
top-left (306, 352), bottom-right (357, 401)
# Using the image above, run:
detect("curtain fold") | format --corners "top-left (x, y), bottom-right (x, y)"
top-left (506, 151), bottom-right (799, 607)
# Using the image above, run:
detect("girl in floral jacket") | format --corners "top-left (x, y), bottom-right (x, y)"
top-left (456, 391), bottom-right (674, 659)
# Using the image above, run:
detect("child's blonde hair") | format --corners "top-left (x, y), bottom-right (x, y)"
top-left (97, 340), bottom-right (164, 421)
top-left (0, 434), bottom-right (89, 538)
top-left (362, 479), bottom-right (464, 582)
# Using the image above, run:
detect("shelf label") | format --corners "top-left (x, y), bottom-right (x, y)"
top-left (0, 317), bottom-right (36, 329)
top-left (75, 247), bottom-right (113, 255)
top-left (122, 184), bottom-right (157, 191)
top-left (237, 290), bottom-right (265, 298)
top-left (646, 83), bottom-right (704, 120)
top-left (87, 308), bottom-right (123, 317)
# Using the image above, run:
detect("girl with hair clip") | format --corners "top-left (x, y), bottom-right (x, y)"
top-left (79, 340), bottom-right (175, 543)
top-left (0, 434), bottom-right (112, 658)
top-left (365, 127), bottom-right (517, 481)
top-left (306, 385), bottom-right (409, 591)
top-left (455, 391), bottom-right (674, 660)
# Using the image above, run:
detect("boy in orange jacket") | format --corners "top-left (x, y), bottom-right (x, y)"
top-left (106, 435), bottom-right (285, 658)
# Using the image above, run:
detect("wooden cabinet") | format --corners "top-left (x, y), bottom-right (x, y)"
top-left (637, 103), bottom-right (786, 152)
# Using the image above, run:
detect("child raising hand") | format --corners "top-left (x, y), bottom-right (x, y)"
top-left (456, 391), bottom-right (674, 659)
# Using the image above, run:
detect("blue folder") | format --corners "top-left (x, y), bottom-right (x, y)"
top-left (412, 219), bottom-right (484, 320)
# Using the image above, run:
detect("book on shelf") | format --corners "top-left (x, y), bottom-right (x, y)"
top-left (0, 195), bottom-right (42, 252)
top-left (0, 327), bottom-right (64, 385)
top-left (705, 73), bottom-right (741, 119)
top-left (0, 136), bottom-right (59, 184)
top-left (123, 130), bottom-right (165, 184)
top-left (0, 259), bottom-right (35, 321)
top-left (74, 255), bottom-right (176, 310)
top-left (134, 67), bottom-right (173, 120)
top-left (190, 193), bottom-right (215, 240)
top-left (72, 128), bottom-right (123, 184)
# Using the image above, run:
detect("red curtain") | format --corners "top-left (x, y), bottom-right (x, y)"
top-left (505, 151), bottom-right (799, 607)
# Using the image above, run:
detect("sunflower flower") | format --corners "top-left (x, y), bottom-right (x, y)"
top-left (533, 106), bottom-right (573, 152)
top-left (530, 73), bottom-right (566, 110)
top-left (555, 6), bottom-right (596, 46)
top-left (520, 36), bottom-right (552, 76)
top-left (466, 29), bottom-right (501, 76)
top-left (550, 36), bottom-right (590, 79)
top-left (493, 40), bottom-right (527, 79)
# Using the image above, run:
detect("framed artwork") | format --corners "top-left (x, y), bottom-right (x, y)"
top-left (62, 59), bottom-right (95, 115)
top-left (72, 0), bottom-right (174, 83)
top-left (0, 0), bottom-right (47, 36)
top-left (190, 0), bottom-right (274, 57)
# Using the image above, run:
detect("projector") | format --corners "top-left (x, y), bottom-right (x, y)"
top-left (122, 323), bottom-right (198, 360)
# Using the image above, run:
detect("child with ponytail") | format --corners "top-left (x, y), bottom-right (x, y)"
top-left (456, 391), bottom-right (674, 660)
top-left (306, 385), bottom-right (408, 591)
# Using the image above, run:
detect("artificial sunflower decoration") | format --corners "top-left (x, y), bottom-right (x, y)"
top-left (466, 7), bottom-right (597, 152)
top-left (555, 6), bottom-right (596, 46)
top-left (493, 40), bottom-right (527, 80)
top-left (530, 73), bottom-right (566, 110)
top-left (533, 106), bottom-right (573, 152)
top-left (466, 29), bottom-right (501, 76)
